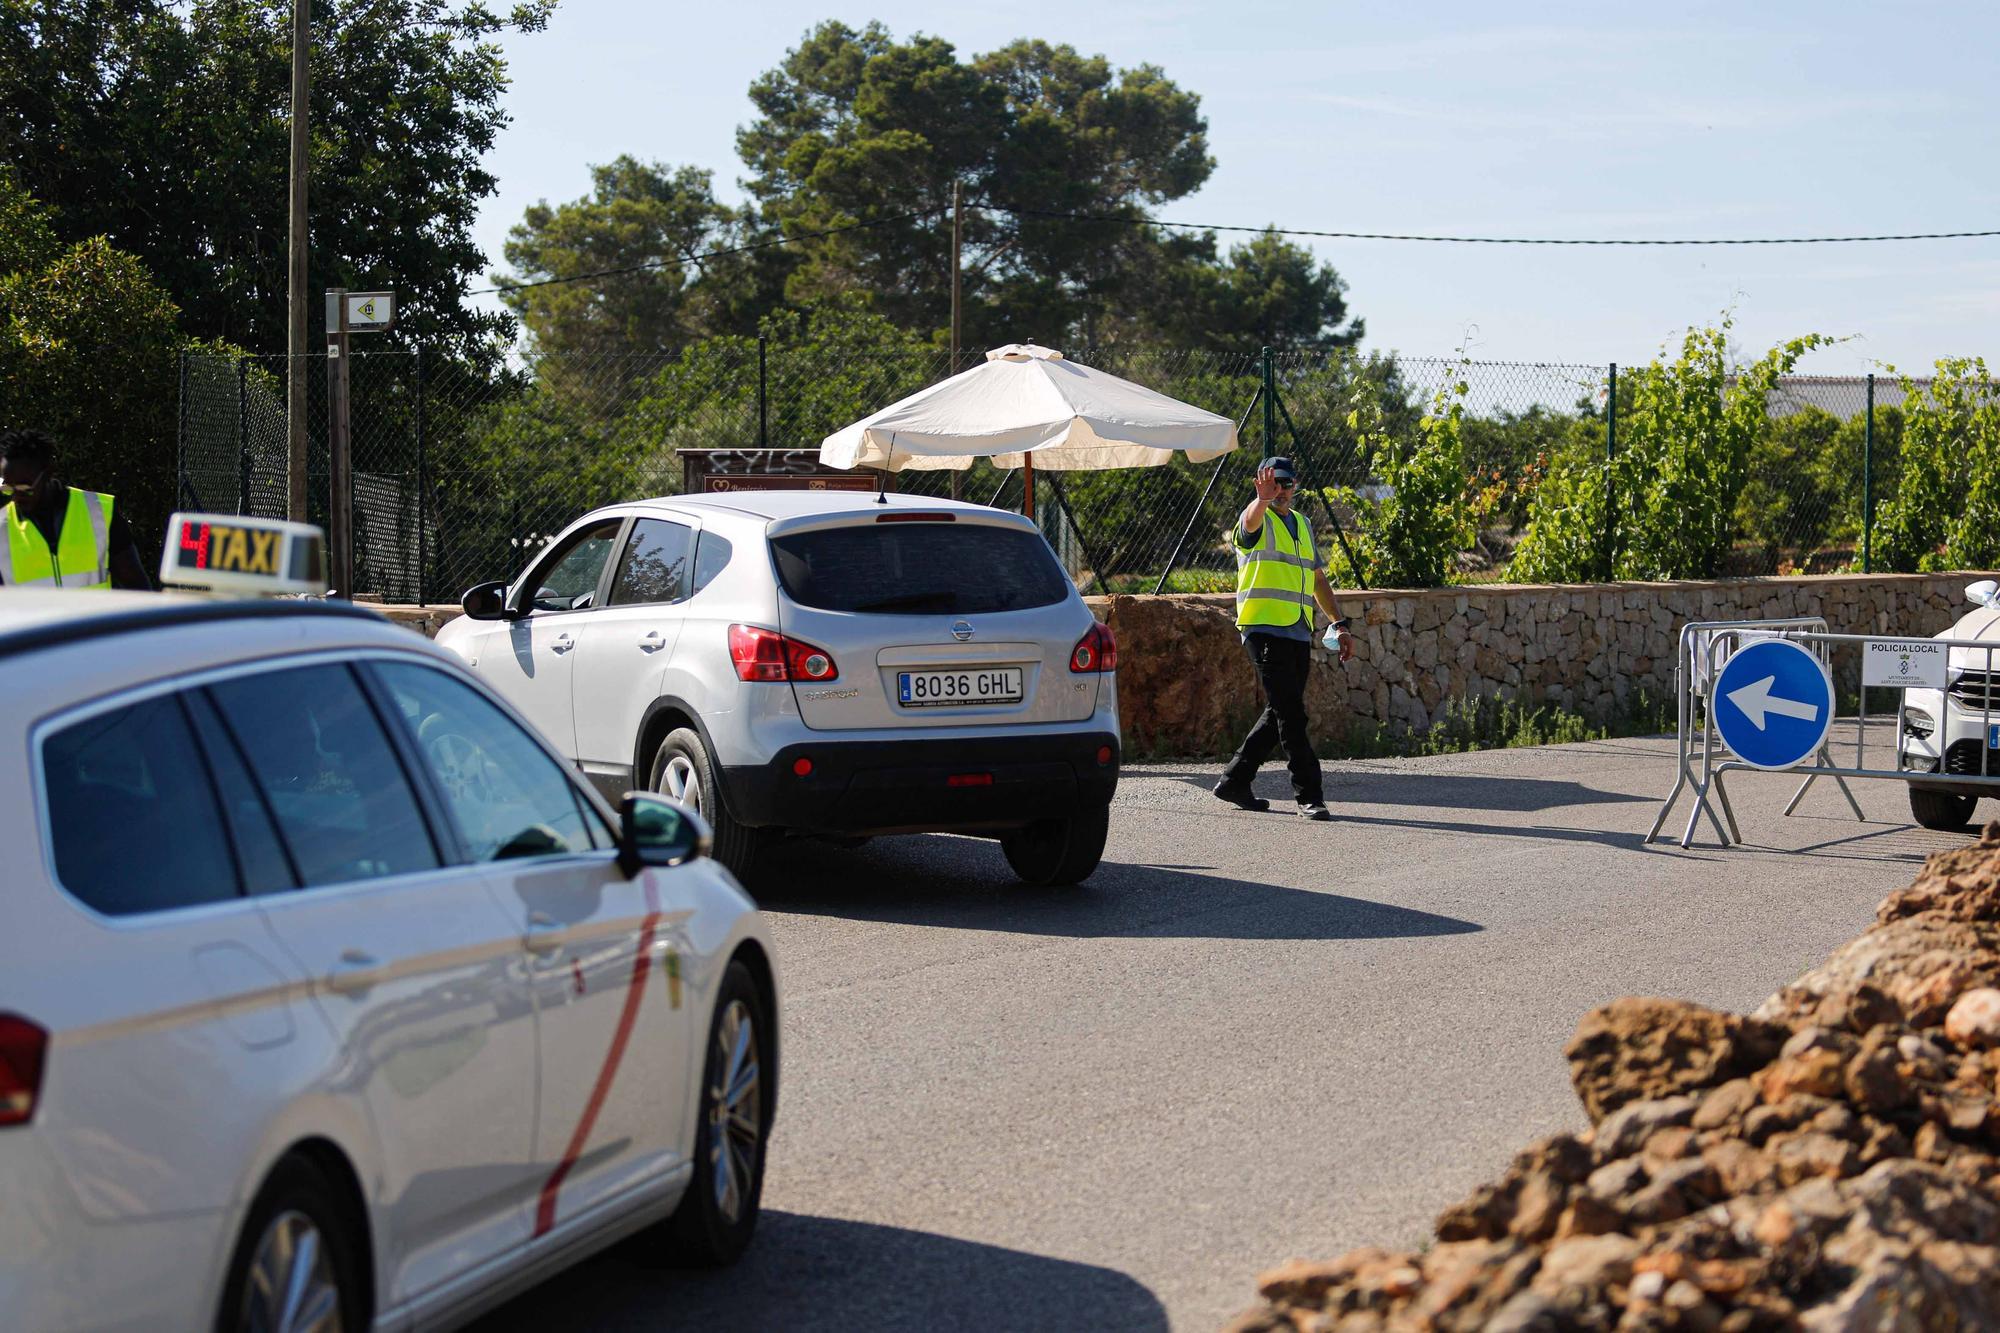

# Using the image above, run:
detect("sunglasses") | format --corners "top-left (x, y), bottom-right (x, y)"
top-left (1274, 478), bottom-right (1297, 489)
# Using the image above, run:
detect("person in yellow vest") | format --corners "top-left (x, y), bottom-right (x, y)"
top-left (1215, 456), bottom-right (1353, 820)
top-left (0, 429), bottom-right (152, 590)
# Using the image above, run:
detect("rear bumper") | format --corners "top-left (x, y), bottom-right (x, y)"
top-left (722, 732), bottom-right (1120, 834)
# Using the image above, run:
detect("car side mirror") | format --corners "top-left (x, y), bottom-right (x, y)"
top-left (617, 792), bottom-right (712, 878)
top-left (1967, 579), bottom-right (1999, 609)
top-left (460, 580), bottom-right (512, 621)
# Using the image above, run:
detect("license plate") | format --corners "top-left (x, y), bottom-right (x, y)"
top-left (898, 668), bottom-right (1024, 707)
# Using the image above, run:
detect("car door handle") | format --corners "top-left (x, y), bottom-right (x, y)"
top-left (639, 630), bottom-right (665, 652)
top-left (550, 633), bottom-right (575, 655)
top-left (325, 948), bottom-right (380, 994)
top-left (525, 911), bottom-right (564, 957)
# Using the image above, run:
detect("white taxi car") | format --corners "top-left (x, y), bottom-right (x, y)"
top-left (435, 492), bottom-right (1120, 885)
top-left (1, 519), bottom-right (778, 1332)
top-left (1901, 577), bottom-right (2000, 828)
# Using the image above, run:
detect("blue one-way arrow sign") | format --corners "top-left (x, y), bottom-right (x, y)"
top-left (1713, 638), bottom-right (1834, 770)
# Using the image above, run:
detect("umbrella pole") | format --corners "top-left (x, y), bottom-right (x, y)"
top-left (1023, 454), bottom-right (1036, 521)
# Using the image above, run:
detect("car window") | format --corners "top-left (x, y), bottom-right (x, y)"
top-left (184, 691), bottom-right (298, 896)
top-left (43, 695), bottom-right (240, 916)
top-left (691, 530), bottom-right (733, 597)
top-left (770, 522), bottom-right (1069, 615)
top-left (206, 664), bottom-right (440, 889)
top-left (525, 520), bottom-right (621, 612)
top-left (373, 661), bottom-right (614, 861)
top-left (608, 519), bottom-right (693, 607)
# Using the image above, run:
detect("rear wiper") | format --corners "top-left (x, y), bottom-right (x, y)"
top-left (851, 591), bottom-right (959, 612)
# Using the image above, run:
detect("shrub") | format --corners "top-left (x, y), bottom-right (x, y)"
top-left (1874, 358), bottom-right (2000, 572)
top-left (1511, 317), bottom-right (1830, 582)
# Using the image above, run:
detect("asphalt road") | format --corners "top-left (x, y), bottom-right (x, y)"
top-left (476, 728), bottom-right (1973, 1332)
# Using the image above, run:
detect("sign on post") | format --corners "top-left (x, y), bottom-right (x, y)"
top-left (1712, 638), bottom-right (1834, 770)
top-left (343, 291), bottom-right (395, 330)
top-left (1862, 639), bottom-right (1947, 688)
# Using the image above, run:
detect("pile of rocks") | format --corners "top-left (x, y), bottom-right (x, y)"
top-left (1230, 828), bottom-right (2000, 1331)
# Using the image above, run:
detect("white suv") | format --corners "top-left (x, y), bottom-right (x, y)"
top-left (436, 492), bottom-right (1121, 884)
top-left (1900, 578), bottom-right (2000, 828)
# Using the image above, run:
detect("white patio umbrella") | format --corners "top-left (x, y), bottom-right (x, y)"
top-left (820, 343), bottom-right (1239, 516)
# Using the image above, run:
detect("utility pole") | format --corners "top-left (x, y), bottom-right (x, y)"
top-left (286, 0), bottom-right (310, 523)
top-left (326, 289), bottom-right (351, 596)
top-left (950, 180), bottom-right (964, 502)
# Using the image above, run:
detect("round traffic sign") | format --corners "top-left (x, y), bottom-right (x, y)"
top-left (1712, 638), bottom-right (1834, 770)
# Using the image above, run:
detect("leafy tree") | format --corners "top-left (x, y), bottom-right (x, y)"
top-left (732, 22), bottom-right (1353, 350)
top-left (1736, 405), bottom-right (1842, 566)
top-left (499, 158), bottom-right (752, 374)
top-left (1875, 359), bottom-right (2000, 572)
top-left (0, 0), bottom-right (552, 352)
top-left (0, 169), bottom-right (233, 557)
top-left (1511, 318), bottom-right (1831, 582)
top-left (1150, 228), bottom-right (1361, 352)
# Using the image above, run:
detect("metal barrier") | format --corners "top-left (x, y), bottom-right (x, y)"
top-left (1648, 618), bottom-right (2000, 848)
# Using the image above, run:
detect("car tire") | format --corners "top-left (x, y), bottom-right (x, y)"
top-left (652, 728), bottom-right (766, 879)
top-left (1000, 799), bottom-right (1111, 886)
top-left (215, 1155), bottom-right (367, 1333)
top-left (1910, 788), bottom-right (1978, 831)
top-left (664, 959), bottom-right (771, 1266)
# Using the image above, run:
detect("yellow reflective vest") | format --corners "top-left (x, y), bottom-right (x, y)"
top-left (0, 488), bottom-right (115, 589)
top-left (1234, 508), bottom-right (1317, 631)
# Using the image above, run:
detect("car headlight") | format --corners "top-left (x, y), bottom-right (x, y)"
top-left (1903, 706), bottom-right (1936, 738)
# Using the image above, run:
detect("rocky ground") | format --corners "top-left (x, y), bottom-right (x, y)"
top-left (1228, 826), bottom-right (2000, 1332)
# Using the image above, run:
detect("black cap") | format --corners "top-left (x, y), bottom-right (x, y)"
top-left (1266, 455), bottom-right (1297, 482)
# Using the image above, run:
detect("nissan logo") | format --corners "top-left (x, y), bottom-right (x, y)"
top-left (951, 620), bottom-right (975, 642)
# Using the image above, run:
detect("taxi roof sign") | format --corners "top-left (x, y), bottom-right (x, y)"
top-left (160, 513), bottom-right (329, 596)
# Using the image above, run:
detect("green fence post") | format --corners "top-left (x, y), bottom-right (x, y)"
top-left (1261, 346), bottom-right (1276, 459)
top-left (415, 346), bottom-right (427, 605)
top-left (237, 356), bottom-right (251, 515)
top-left (1604, 362), bottom-right (1617, 580)
top-left (757, 335), bottom-right (768, 449)
top-left (1862, 372), bottom-right (1875, 574)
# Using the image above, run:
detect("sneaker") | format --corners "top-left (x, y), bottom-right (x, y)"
top-left (1212, 781), bottom-right (1271, 812)
top-left (1298, 802), bottom-right (1333, 822)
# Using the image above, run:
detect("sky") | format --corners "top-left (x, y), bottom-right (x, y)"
top-left (467, 0), bottom-right (2000, 378)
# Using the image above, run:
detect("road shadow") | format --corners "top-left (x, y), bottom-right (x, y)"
top-left (470, 1210), bottom-right (1169, 1333)
top-left (752, 839), bottom-right (1481, 941)
top-left (1155, 769), bottom-right (1649, 814)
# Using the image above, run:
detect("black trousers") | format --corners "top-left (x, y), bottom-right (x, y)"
top-left (1221, 632), bottom-right (1323, 804)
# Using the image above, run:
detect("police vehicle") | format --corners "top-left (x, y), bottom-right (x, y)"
top-left (1900, 578), bottom-right (2000, 828)
top-left (0, 515), bottom-right (778, 1332)
top-left (434, 492), bottom-right (1121, 884)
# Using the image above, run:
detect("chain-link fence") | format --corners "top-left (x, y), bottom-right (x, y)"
top-left (177, 342), bottom-right (1935, 602)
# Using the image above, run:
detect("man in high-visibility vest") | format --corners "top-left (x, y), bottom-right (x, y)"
top-left (1215, 456), bottom-right (1353, 820)
top-left (0, 428), bottom-right (152, 590)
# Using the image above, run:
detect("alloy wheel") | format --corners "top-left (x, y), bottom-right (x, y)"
top-left (659, 754), bottom-right (703, 814)
top-left (707, 998), bottom-right (762, 1223)
top-left (239, 1209), bottom-right (342, 1333)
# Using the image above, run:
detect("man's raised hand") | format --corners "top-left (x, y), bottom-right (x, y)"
top-left (1253, 461), bottom-right (1282, 504)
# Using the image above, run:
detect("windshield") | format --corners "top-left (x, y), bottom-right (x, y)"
top-left (770, 522), bottom-right (1070, 616)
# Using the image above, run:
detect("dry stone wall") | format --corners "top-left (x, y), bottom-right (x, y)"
top-left (374, 572), bottom-right (1991, 760)
top-left (1092, 573), bottom-right (1993, 758)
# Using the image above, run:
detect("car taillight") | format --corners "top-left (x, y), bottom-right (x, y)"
top-left (0, 1014), bottom-right (48, 1128)
top-left (729, 624), bottom-right (839, 683)
top-left (1070, 621), bottom-right (1117, 673)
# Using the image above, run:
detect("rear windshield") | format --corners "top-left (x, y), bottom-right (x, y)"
top-left (770, 522), bottom-right (1070, 615)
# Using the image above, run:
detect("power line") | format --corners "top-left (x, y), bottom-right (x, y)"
top-left (470, 207), bottom-right (945, 295)
top-left (474, 201), bottom-right (1999, 297)
top-left (989, 204), bottom-right (2000, 247)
